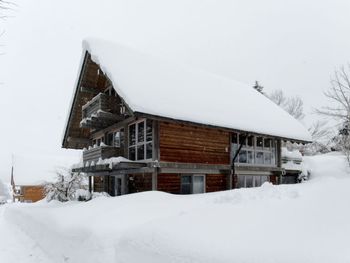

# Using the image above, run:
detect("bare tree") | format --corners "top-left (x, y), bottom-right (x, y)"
top-left (269, 90), bottom-right (286, 106)
top-left (308, 120), bottom-right (331, 142)
top-left (269, 89), bottom-right (304, 120)
top-left (316, 65), bottom-right (350, 163)
top-left (316, 65), bottom-right (350, 123)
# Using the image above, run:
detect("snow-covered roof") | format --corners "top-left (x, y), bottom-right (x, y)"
top-left (83, 38), bottom-right (311, 142)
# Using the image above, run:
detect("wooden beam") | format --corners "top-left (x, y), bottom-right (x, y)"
top-left (67, 137), bottom-right (90, 144)
top-left (80, 86), bottom-right (100, 94)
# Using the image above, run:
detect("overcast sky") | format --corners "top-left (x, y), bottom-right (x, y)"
top-left (1, 0), bottom-right (350, 184)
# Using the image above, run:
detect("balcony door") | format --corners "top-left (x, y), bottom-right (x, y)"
top-left (192, 175), bottom-right (205, 194)
top-left (113, 175), bottom-right (126, 196)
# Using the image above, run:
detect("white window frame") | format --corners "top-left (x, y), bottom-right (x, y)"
top-left (128, 119), bottom-right (153, 161)
top-left (236, 174), bottom-right (269, 188)
top-left (232, 133), bottom-right (277, 167)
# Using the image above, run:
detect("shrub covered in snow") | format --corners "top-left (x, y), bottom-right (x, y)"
top-left (45, 169), bottom-right (89, 202)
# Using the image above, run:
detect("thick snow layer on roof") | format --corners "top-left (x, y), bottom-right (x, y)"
top-left (83, 38), bottom-right (311, 142)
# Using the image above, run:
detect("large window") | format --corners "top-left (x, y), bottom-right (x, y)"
top-left (232, 132), bottom-right (277, 166)
top-left (236, 175), bottom-right (269, 188)
top-left (180, 175), bottom-right (205, 194)
top-left (128, 119), bottom-right (153, 161)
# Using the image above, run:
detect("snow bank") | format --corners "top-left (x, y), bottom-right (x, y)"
top-left (82, 38), bottom-right (311, 142)
top-left (1, 153), bottom-right (350, 262)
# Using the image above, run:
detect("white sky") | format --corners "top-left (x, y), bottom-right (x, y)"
top-left (1, 0), bottom-right (350, 184)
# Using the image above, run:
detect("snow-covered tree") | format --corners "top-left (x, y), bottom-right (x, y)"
top-left (45, 169), bottom-right (90, 202)
top-left (0, 179), bottom-right (10, 203)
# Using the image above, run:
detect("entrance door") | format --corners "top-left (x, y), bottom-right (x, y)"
top-left (192, 175), bottom-right (205, 194)
top-left (115, 178), bottom-right (122, 196)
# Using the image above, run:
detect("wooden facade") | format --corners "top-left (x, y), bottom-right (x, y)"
top-left (13, 185), bottom-right (45, 203)
top-left (63, 50), bottom-right (309, 197)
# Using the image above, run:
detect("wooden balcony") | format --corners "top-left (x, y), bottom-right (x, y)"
top-left (83, 145), bottom-right (123, 164)
top-left (80, 93), bottom-right (123, 129)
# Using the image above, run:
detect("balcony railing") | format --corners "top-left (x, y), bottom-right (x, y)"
top-left (80, 93), bottom-right (122, 129)
top-left (83, 145), bottom-right (123, 164)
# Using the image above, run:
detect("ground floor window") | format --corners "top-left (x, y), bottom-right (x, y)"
top-left (181, 175), bottom-right (205, 194)
top-left (236, 175), bottom-right (269, 188)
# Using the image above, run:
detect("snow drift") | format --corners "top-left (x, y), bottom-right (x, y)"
top-left (1, 153), bottom-right (350, 263)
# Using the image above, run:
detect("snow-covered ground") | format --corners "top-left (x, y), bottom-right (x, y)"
top-left (1, 152), bottom-right (350, 263)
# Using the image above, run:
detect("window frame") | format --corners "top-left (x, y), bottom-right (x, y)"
top-left (232, 132), bottom-right (277, 167)
top-left (128, 119), bottom-right (153, 161)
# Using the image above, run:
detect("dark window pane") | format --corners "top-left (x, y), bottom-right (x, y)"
top-left (138, 121), bottom-right (145, 143)
top-left (239, 150), bottom-right (247, 163)
top-left (246, 176), bottom-right (253, 188)
top-left (247, 135), bottom-right (254, 147)
top-left (129, 146), bottom-right (136, 161)
top-left (254, 176), bottom-right (261, 187)
top-left (137, 145), bottom-right (145, 160)
top-left (255, 152), bottom-right (264, 164)
top-left (264, 138), bottom-right (271, 149)
top-left (239, 134), bottom-right (246, 145)
top-left (129, 124), bottom-right (136, 146)
top-left (237, 175), bottom-right (245, 188)
top-left (120, 129), bottom-right (125, 148)
top-left (247, 151), bottom-right (254, 164)
top-left (146, 120), bottom-right (153, 142)
top-left (271, 139), bottom-right (275, 149)
top-left (181, 176), bottom-right (192, 194)
top-left (107, 133), bottom-right (114, 146)
top-left (264, 152), bottom-right (272, 165)
top-left (231, 133), bottom-right (238, 144)
top-left (231, 144), bottom-right (238, 161)
top-left (257, 137), bottom-right (263, 148)
top-left (146, 143), bottom-right (152, 159)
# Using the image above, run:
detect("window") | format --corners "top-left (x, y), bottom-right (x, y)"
top-left (181, 176), bottom-right (192, 194)
top-left (128, 120), bottom-right (153, 161)
top-left (231, 132), bottom-right (277, 166)
top-left (180, 175), bottom-right (205, 194)
top-left (107, 129), bottom-right (124, 147)
top-left (236, 175), bottom-right (269, 188)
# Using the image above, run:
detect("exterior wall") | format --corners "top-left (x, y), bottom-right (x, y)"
top-left (159, 122), bottom-right (230, 164)
top-left (158, 173), bottom-right (181, 194)
top-left (21, 186), bottom-right (45, 202)
top-left (158, 173), bottom-right (227, 194)
top-left (206, 174), bottom-right (227, 192)
top-left (128, 173), bottom-right (152, 193)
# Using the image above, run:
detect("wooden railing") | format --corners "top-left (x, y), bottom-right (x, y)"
top-left (82, 93), bottom-right (119, 119)
top-left (83, 145), bottom-right (122, 163)
top-left (80, 93), bottom-right (122, 129)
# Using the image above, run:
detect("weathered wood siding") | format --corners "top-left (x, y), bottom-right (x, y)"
top-left (158, 174), bottom-right (181, 194)
top-left (21, 186), bottom-right (45, 202)
top-left (128, 174), bottom-right (152, 193)
top-left (206, 174), bottom-right (227, 192)
top-left (159, 122), bottom-right (230, 164)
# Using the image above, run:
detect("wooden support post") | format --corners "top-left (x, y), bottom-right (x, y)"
top-left (152, 168), bottom-right (158, 191)
top-left (88, 175), bottom-right (92, 193)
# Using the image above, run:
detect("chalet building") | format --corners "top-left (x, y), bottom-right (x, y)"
top-left (11, 173), bottom-right (45, 203)
top-left (62, 38), bottom-right (311, 196)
